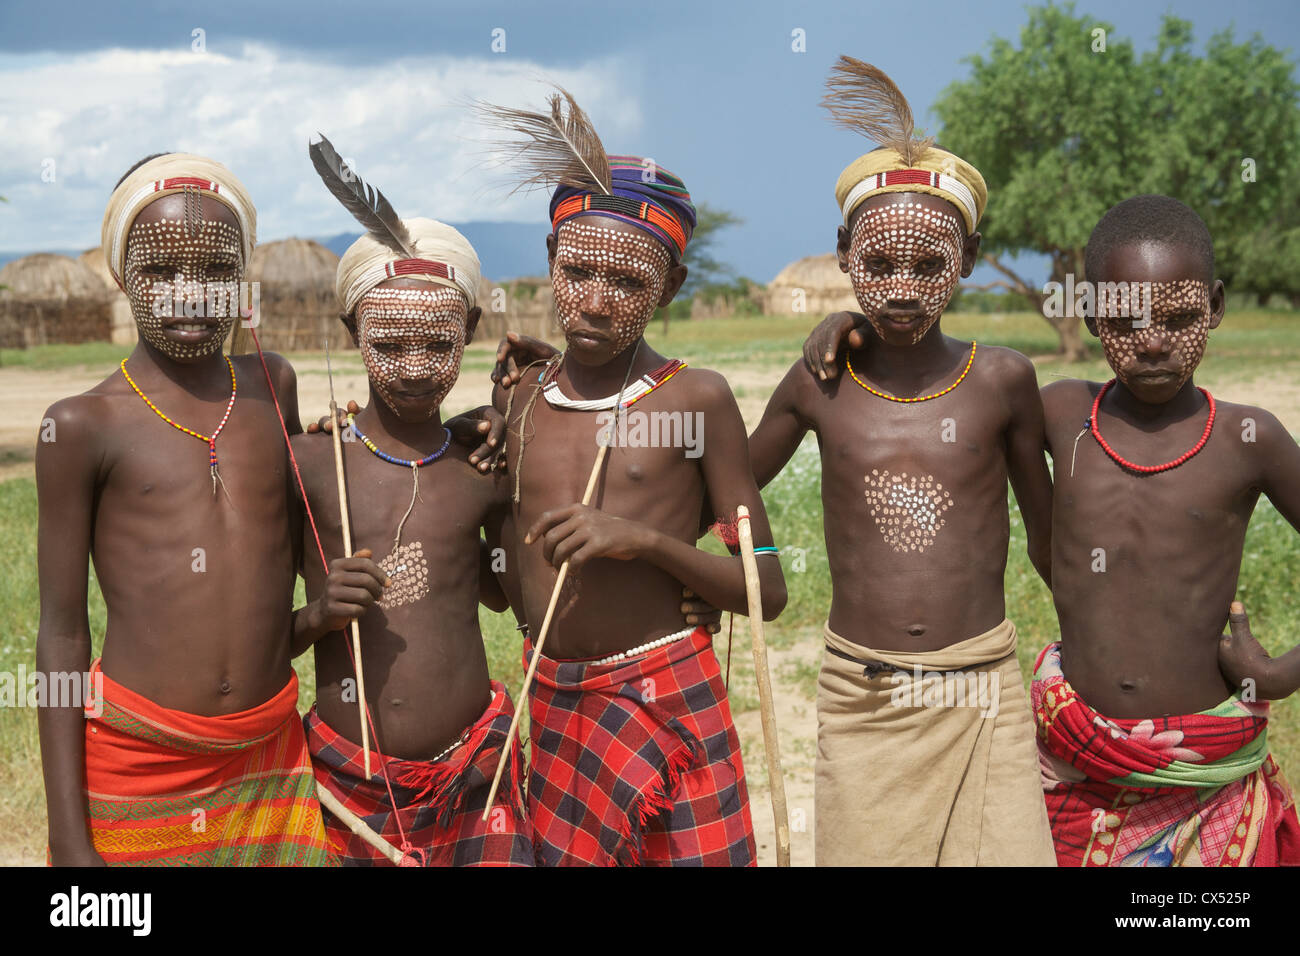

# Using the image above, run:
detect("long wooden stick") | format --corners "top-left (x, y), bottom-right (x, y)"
top-left (328, 395), bottom-right (371, 779)
top-left (316, 782), bottom-right (405, 866)
top-left (482, 440), bottom-right (611, 820)
top-left (736, 505), bottom-right (791, 867)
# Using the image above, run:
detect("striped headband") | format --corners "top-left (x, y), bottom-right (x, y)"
top-left (551, 193), bottom-right (689, 259)
top-left (335, 217), bottom-right (482, 314)
top-left (340, 257), bottom-right (476, 315)
top-left (840, 168), bottom-right (978, 231)
top-left (549, 155), bottom-right (697, 261)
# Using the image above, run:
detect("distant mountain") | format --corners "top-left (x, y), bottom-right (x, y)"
top-left (320, 220), bottom-right (551, 281)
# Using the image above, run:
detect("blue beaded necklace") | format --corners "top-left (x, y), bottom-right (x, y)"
top-left (347, 413), bottom-right (451, 467)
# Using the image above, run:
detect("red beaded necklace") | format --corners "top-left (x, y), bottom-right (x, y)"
top-left (1088, 378), bottom-right (1215, 474)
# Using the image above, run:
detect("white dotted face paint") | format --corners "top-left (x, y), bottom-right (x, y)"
top-left (122, 215), bottom-right (243, 359)
top-left (552, 220), bottom-right (671, 354)
top-left (864, 469), bottom-right (954, 553)
top-left (355, 285), bottom-right (468, 418)
top-left (848, 201), bottom-right (965, 345)
top-left (1097, 279), bottom-right (1211, 394)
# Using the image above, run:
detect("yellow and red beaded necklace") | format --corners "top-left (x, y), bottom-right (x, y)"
top-left (846, 341), bottom-right (977, 403)
top-left (119, 357), bottom-right (237, 497)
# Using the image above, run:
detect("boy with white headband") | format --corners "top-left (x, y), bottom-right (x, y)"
top-left (36, 152), bottom-right (334, 866)
top-left (754, 59), bottom-right (1056, 866)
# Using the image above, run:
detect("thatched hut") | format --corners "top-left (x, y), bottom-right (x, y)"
top-left (237, 238), bottom-right (340, 352)
top-left (78, 247), bottom-right (136, 345)
top-left (764, 253), bottom-right (858, 317)
top-left (0, 254), bottom-right (112, 348)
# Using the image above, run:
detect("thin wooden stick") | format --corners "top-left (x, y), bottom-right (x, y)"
top-left (316, 782), bottom-right (405, 866)
top-left (482, 440), bottom-right (611, 820)
top-left (736, 504), bottom-right (791, 867)
top-left (328, 395), bottom-right (371, 779)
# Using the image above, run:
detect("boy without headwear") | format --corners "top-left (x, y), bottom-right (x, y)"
top-left (290, 141), bottom-right (533, 865)
top-left (480, 90), bottom-right (786, 866)
top-left (36, 153), bottom-right (333, 865)
top-left (1035, 194), bottom-right (1300, 866)
top-left (757, 59), bottom-right (1056, 865)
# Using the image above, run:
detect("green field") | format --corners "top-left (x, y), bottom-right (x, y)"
top-left (4, 309), bottom-right (1300, 861)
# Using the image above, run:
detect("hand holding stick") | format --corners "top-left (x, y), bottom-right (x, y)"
top-left (481, 439), bottom-right (611, 820)
top-left (325, 339), bottom-right (371, 778)
top-left (737, 505), bottom-right (791, 867)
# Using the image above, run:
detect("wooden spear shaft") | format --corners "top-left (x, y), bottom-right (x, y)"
top-left (316, 782), bottom-right (404, 866)
top-left (328, 395), bottom-right (371, 779)
top-left (736, 504), bottom-right (791, 867)
top-left (482, 439), bottom-right (611, 820)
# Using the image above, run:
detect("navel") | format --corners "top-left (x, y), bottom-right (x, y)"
top-left (907, 624), bottom-right (926, 638)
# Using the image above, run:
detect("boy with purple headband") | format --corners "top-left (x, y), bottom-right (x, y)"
top-left (480, 92), bottom-right (785, 866)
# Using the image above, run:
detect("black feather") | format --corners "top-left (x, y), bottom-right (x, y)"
top-left (309, 134), bottom-right (413, 257)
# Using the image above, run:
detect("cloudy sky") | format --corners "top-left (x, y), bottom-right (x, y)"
top-left (1, 0), bottom-right (1297, 282)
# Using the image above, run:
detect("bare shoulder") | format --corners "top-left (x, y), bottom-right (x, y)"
top-left (40, 362), bottom-right (134, 436)
top-left (288, 425), bottom-right (330, 461)
top-left (40, 391), bottom-right (111, 442)
top-left (1040, 377), bottom-right (1101, 424)
top-left (495, 373), bottom-right (542, 421)
top-left (36, 390), bottom-right (115, 483)
top-left (232, 350), bottom-right (296, 397)
top-left (675, 366), bottom-right (738, 412)
top-left (1215, 399), bottom-right (1291, 446)
top-left (975, 343), bottom-right (1035, 378)
top-left (287, 428), bottom-right (336, 496)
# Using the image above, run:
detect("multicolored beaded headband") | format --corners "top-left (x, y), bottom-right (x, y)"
top-left (840, 168), bottom-right (977, 231)
top-left (552, 193), bottom-right (689, 259)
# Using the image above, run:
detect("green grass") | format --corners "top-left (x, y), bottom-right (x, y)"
top-left (5, 309), bottom-right (1300, 859)
top-left (0, 342), bottom-right (132, 371)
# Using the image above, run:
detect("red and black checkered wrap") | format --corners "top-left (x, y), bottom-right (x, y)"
top-left (304, 680), bottom-right (532, 866)
top-left (525, 626), bottom-right (756, 866)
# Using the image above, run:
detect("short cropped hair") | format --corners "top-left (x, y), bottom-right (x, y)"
top-left (1085, 194), bottom-right (1214, 283)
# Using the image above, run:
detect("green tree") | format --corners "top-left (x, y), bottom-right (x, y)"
top-left (663, 202), bottom-right (743, 329)
top-left (934, 4), bottom-right (1300, 358)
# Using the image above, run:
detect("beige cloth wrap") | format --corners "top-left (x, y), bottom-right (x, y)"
top-left (100, 152), bottom-right (256, 287)
top-left (816, 618), bottom-right (1055, 866)
top-left (335, 217), bottom-right (481, 315)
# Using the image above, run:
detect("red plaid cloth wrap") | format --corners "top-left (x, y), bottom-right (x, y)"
top-left (525, 626), bottom-right (756, 866)
top-left (1032, 642), bottom-right (1300, 866)
top-left (304, 680), bottom-right (532, 866)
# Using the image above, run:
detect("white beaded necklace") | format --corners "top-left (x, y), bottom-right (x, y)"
top-left (592, 626), bottom-right (695, 666)
top-left (540, 358), bottom-right (687, 412)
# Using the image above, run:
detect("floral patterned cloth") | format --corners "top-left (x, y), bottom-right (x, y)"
top-left (1032, 642), bottom-right (1300, 866)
